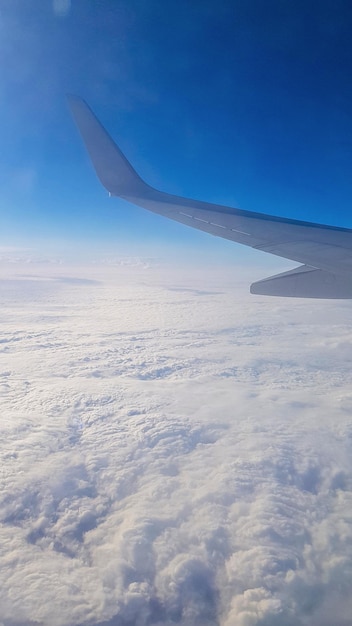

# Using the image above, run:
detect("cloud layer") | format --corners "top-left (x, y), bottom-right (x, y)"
top-left (1, 261), bottom-right (352, 625)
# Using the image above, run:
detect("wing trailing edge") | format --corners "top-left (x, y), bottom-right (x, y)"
top-left (250, 265), bottom-right (352, 298)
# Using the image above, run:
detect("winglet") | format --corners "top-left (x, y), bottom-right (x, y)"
top-left (67, 95), bottom-right (148, 197)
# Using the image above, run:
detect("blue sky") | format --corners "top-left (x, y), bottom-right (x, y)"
top-left (1, 0), bottom-right (352, 260)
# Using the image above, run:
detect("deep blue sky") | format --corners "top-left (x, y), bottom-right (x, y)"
top-left (2, 0), bottom-right (352, 260)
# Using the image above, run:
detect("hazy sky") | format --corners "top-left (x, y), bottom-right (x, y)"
top-left (2, 0), bottom-right (352, 257)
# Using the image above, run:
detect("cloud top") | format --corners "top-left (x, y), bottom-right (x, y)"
top-left (1, 262), bottom-right (352, 625)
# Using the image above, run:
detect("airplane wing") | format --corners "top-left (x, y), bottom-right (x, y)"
top-left (67, 95), bottom-right (352, 298)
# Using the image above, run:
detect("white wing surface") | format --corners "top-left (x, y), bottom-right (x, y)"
top-left (68, 96), bottom-right (352, 298)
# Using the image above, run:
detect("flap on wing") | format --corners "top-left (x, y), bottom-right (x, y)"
top-left (250, 265), bottom-right (352, 298)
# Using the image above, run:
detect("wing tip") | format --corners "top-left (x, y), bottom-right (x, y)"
top-left (68, 95), bottom-right (148, 197)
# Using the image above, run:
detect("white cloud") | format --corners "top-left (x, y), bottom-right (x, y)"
top-left (1, 260), bottom-right (352, 625)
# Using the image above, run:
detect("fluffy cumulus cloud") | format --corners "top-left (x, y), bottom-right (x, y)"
top-left (1, 259), bottom-right (352, 625)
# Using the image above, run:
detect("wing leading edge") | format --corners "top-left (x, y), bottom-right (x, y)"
top-left (68, 96), bottom-right (352, 298)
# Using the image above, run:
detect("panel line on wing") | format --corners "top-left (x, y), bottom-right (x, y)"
top-left (193, 216), bottom-right (210, 224)
top-left (230, 228), bottom-right (251, 236)
top-left (178, 211), bottom-right (251, 235)
top-left (210, 222), bottom-right (226, 229)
